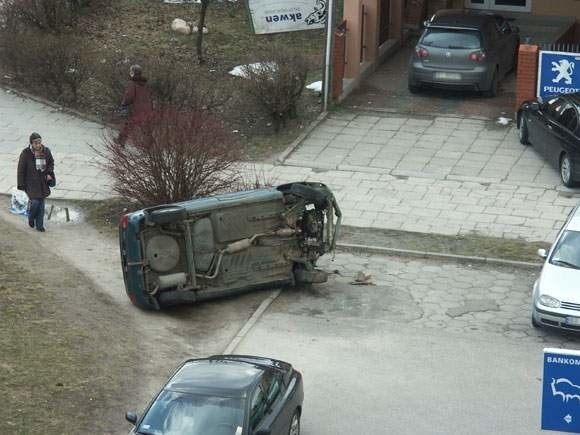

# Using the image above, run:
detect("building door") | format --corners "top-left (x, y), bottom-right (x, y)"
top-left (379, 0), bottom-right (391, 45)
top-left (465, 0), bottom-right (531, 12)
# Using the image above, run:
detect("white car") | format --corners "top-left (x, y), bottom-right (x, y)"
top-left (532, 204), bottom-right (580, 331)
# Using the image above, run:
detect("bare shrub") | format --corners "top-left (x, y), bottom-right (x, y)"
top-left (146, 58), bottom-right (232, 112)
top-left (0, 31), bottom-right (89, 103)
top-left (0, 0), bottom-right (93, 33)
top-left (241, 46), bottom-right (309, 132)
top-left (96, 108), bottom-right (242, 206)
top-left (234, 164), bottom-right (277, 191)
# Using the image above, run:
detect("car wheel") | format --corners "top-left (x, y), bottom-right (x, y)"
top-left (518, 114), bottom-right (530, 145)
top-left (482, 70), bottom-right (498, 98)
top-left (408, 83), bottom-right (421, 94)
top-left (288, 410), bottom-right (300, 435)
top-left (560, 153), bottom-right (576, 187)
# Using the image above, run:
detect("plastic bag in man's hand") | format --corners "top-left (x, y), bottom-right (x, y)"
top-left (9, 188), bottom-right (28, 216)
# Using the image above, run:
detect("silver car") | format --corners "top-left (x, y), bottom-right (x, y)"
top-left (408, 9), bottom-right (519, 97)
top-left (532, 203), bottom-right (580, 331)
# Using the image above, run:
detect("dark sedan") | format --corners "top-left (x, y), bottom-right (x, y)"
top-left (126, 355), bottom-right (303, 435)
top-left (518, 94), bottom-right (580, 187)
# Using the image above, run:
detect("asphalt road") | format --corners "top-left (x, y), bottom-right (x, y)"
top-left (234, 251), bottom-right (580, 434)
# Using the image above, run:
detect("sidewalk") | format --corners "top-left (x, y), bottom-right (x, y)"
top-left (1, 87), bottom-right (579, 243)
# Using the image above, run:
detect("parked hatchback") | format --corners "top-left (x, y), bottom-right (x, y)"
top-left (126, 355), bottom-right (304, 435)
top-left (119, 182), bottom-right (341, 310)
top-left (408, 9), bottom-right (519, 97)
top-left (518, 93), bottom-right (580, 187)
top-left (532, 203), bottom-right (580, 331)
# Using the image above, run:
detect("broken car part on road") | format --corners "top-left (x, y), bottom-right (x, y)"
top-left (119, 182), bottom-right (341, 310)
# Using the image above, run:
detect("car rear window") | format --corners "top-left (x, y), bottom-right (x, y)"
top-left (421, 28), bottom-right (482, 49)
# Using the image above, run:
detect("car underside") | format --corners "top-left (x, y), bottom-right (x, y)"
top-left (120, 182), bottom-right (341, 310)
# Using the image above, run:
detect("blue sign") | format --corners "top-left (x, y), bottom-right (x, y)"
top-left (542, 348), bottom-right (580, 433)
top-left (537, 51), bottom-right (580, 100)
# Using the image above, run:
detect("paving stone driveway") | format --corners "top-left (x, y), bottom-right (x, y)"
top-left (312, 251), bottom-right (578, 346)
top-left (280, 111), bottom-right (580, 242)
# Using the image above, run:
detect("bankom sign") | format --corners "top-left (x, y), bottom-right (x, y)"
top-left (537, 51), bottom-right (580, 100)
top-left (246, 0), bottom-right (327, 34)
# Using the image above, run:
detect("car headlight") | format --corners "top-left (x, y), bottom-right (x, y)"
top-left (539, 294), bottom-right (561, 308)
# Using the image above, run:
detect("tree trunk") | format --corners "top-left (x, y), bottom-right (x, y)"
top-left (196, 0), bottom-right (209, 64)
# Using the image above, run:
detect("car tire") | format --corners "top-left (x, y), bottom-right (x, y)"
top-left (294, 267), bottom-right (328, 284)
top-left (518, 114), bottom-right (530, 145)
top-left (408, 83), bottom-right (421, 94)
top-left (482, 70), bottom-right (498, 98)
top-left (288, 410), bottom-right (300, 435)
top-left (145, 205), bottom-right (187, 224)
top-left (560, 153), bottom-right (576, 187)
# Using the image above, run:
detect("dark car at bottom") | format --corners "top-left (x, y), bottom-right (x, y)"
top-left (127, 355), bottom-right (303, 435)
top-left (518, 93), bottom-right (580, 187)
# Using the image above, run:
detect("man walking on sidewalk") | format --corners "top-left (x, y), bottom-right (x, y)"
top-left (17, 132), bottom-right (55, 232)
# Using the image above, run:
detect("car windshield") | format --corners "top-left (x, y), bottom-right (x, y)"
top-left (421, 28), bottom-right (482, 49)
top-left (550, 230), bottom-right (580, 269)
top-left (136, 391), bottom-right (244, 435)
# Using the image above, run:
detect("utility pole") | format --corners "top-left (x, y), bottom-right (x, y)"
top-left (322, 0), bottom-right (335, 112)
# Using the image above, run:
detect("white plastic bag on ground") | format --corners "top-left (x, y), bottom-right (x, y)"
top-left (9, 188), bottom-right (28, 216)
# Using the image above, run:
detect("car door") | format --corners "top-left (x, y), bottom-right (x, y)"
top-left (548, 104), bottom-right (580, 169)
top-left (250, 371), bottom-right (288, 435)
top-left (529, 97), bottom-right (566, 163)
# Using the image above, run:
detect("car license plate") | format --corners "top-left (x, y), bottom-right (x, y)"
top-left (434, 72), bottom-right (461, 80)
top-left (566, 316), bottom-right (580, 326)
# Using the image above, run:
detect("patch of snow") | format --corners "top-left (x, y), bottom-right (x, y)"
top-left (306, 81), bottom-right (322, 92)
top-left (228, 62), bottom-right (277, 79)
top-left (496, 116), bottom-right (511, 126)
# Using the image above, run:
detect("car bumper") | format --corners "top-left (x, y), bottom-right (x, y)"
top-left (533, 304), bottom-right (580, 332)
top-left (409, 62), bottom-right (492, 90)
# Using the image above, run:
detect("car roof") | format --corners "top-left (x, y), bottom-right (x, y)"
top-left (428, 9), bottom-right (499, 30)
top-left (165, 358), bottom-right (265, 398)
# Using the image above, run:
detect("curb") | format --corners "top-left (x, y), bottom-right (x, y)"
top-left (222, 289), bottom-right (282, 354)
top-left (336, 242), bottom-right (542, 269)
top-left (276, 111), bottom-right (328, 164)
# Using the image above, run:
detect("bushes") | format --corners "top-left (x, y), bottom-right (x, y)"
top-left (97, 108), bottom-right (242, 206)
top-left (0, 0), bottom-right (94, 33)
top-left (242, 46), bottom-right (309, 131)
top-left (0, 32), bottom-right (89, 103)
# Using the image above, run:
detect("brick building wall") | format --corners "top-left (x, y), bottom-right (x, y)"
top-left (515, 44), bottom-right (539, 109)
top-left (405, 0), bottom-right (427, 28)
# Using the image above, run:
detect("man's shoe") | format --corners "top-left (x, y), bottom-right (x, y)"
top-left (28, 219), bottom-right (34, 228)
top-left (36, 227), bottom-right (45, 232)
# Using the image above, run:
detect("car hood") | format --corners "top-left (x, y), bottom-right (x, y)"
top-left (538, 262), bottom-right (580, 302)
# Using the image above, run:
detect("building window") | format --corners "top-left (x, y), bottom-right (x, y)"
top-left (465, 0), bottom-right (531, 12)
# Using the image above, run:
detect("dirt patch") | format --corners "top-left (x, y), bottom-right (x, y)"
top-left (0, 196), bottom-right (277, 434)
top-left (0, 214), bottom-right (143, 434)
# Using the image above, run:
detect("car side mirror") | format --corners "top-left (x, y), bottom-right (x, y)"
top-left (255, 429), bottom-right (272, 435)
top-left (530, 101), bottom-right (540, 111)
top-left (422, 19), bottom-right (429, 28)
top-left (537, 248), bottom-right (547, 259)
top-left (125, 411), bottom-right (138, 424)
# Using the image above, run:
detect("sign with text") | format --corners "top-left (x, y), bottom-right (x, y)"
top-left (538, 51), bottom-right (580, 100)
top-left (542, 348), bottom-right (580, 433)
top-left (246, 0), bottom-right (326, 34)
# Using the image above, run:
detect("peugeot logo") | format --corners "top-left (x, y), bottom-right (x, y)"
top-left (445, 51), bottom-right (452, 58)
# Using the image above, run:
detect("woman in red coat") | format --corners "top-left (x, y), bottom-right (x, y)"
top-left (116, 64), bottom-right (153, 145)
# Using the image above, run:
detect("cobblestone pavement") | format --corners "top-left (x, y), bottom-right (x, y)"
top-left (306, 251), bottom-right (580, 346)
top-left (3, 87), bottom-right (580, 243)
top-left (281, 111), bottom-right (580, 242)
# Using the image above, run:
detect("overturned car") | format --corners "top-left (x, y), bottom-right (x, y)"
top-left (119, 182), bottom-right (341, 310)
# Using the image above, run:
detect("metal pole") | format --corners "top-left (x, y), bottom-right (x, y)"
top-left (322, 0), bottom-right (335, 112)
